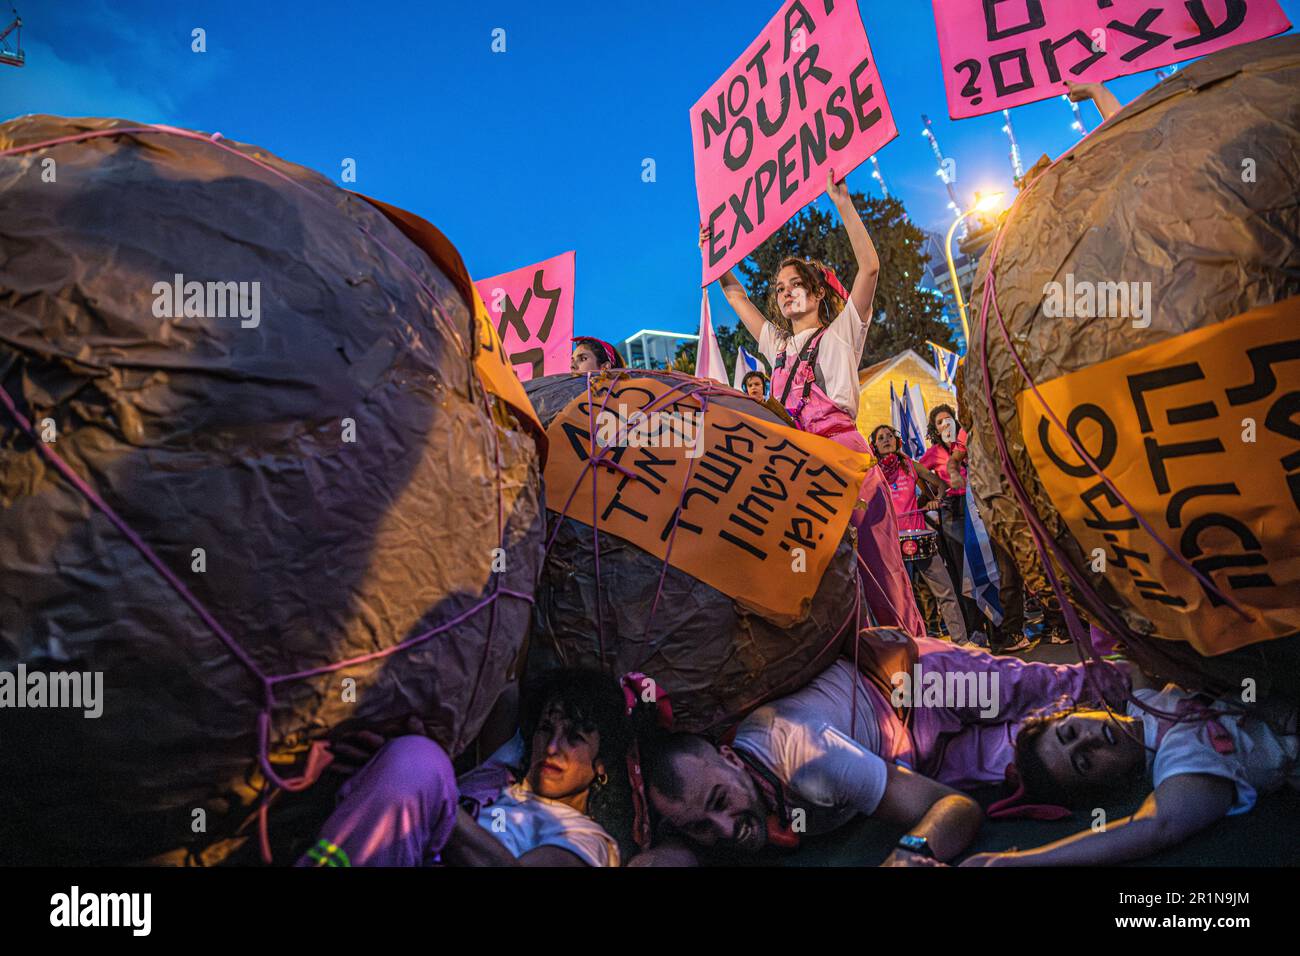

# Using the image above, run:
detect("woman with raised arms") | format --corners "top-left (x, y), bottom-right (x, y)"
top-left (700, 169), bottom-right (925, 636)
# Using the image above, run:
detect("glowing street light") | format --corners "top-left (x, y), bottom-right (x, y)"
top-left (945, 191), bottom-right (1006, 347)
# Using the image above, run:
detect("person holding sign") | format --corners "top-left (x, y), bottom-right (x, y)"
top-left (570, 337), bottom-right (626, 374)
top-left (700, 169), bottom-right (925, 638)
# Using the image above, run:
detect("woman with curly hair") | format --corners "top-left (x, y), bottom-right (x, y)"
top-left (700, 170), bottom-right (925, 637)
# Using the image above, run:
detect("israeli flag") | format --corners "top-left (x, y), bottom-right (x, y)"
top-left (889, 381), bottom-right (902, 441)
top-left (929, 341), bottom-right (959, 390)
top-left (732, 345), bottom-right (762, 391)
top-left (896, 380), bottom-right (927, 459)
top-left (961, 484), bottom-right (1004, 626)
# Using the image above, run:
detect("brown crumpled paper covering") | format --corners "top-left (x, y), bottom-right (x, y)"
top-left (0, 116), bottom-right (545, 863)
top-left (960, 37), bottom-right (1300, 703)
top-left (524, 372), bottom-right (859, 734)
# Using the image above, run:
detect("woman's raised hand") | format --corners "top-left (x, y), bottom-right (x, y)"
top-left (698, 222), bottom-right (710, 250)
top-left (826, 167), bottom-right (851, 206)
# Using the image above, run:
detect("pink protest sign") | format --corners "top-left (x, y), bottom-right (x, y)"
top-left (692, 1), bottom-right (897, 286)
top-left (474, 251), bottom-right (576, 381)
top-left (933, 0), bottom-right (1291, 119)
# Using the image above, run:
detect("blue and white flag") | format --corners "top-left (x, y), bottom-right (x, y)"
top-left (929, 341), bottom-right (959, 390)
top-left (732, 345), bottom-right (763, 391)
top-left (889, 381), bottom-right (902, 445)
top-left (961, 484), bottom-right (1004, 626)
top-left (896, 380), bottom-right (926, 459)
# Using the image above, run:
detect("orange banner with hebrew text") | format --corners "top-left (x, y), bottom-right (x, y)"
top-left (544, 375), bottom-right (870, 620)
top-left (1018, 298), bottom-right (1300, 655)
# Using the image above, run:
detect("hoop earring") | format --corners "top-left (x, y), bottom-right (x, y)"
top-left (596, 771), bottom-right (609, 788)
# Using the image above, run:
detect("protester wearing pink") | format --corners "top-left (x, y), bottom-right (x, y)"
top-left (764, 304), bottom-right (927, 638)
top-left (708, 170), bottom-right (927, 639)
top-left (865, 636), bottom-right (1130, 790)
top-left (918, 426), bottom-right (968, 498)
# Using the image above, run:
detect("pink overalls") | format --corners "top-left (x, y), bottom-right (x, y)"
top-left (770, 330), bottom-right (926, 637)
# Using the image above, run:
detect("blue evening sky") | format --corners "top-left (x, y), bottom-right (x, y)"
top-left (3, 0), bottom-right (1296, 346)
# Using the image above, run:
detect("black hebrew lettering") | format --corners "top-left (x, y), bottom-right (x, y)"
top-left (631, 446), bottom-right (677, 491)
top-left (602, 476), bottom-right (650, 524)
top-left (1127, 363), bottom-right (1212, 432)
top-left (983, 0), bottom-right (1046, 41)
top-left (1079, 481), bottom-right (1140, 532)
top-left (1143, 435), bottom-right (1225, 496)
top-left (497, 267), bottom-right (561, 344)
top-left (694, 451), bottom-right (744, 496)
top-left (1036, 404), bottom-right (1118, 477)
top-left (1163, 483), bottom-right (1239, 529)
top-left (1224, 339), bottom-right (1300, 405)
top-left (717, 428), bottom-right (758, 462)
top-left (765, 446), bottom-right (810, 481)
top-left (805, 461), bottom-right (848, 489)
top-left (1266, 389), bottom-right (1300, 444)
top-left (989, 48), bottom-right (1035, 97)
top-left (1107, 9), bottom-right (1173, 62)
top-left (1038, 30), bottom-right (1106, 83)
top-left (737, 492), bottom-right (776, 527)
top-left (783, 516), bottom-right (819, 549)
top-left (510, 347), bottom-right (544, 379)
top-left (1174, 0), bottom-right (1247, 50)
top-left (1180, 513), bottom-right (1275, 605)
top-left (721, 527), bottom-right (768, 560)
top-left (560, 420), bottom-right (629, 464)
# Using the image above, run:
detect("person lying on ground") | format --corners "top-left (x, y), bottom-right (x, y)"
top-left (865, 632), bottom-right (1131, 793)
top-left (571, 337), bottom-right (625, 373)
top-left (298, 669), bottom-right (629, 867)
top-left (631, 647), bottom-right (984, 867)
top-left (960, 663), bottom-right (1300, 867)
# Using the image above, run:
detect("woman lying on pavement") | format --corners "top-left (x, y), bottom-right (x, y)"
top-left (298, 669), bottom-right (629, 867)
top-left (960, 662), bottom-right (1300, 866)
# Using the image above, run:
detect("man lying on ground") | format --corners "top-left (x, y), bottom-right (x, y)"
top-left (298, 669), bottom-right (629, 867)
top-left (960, 664), bottom-right (1300, 866)
top-left (631, 639), bottom-right (984, 866)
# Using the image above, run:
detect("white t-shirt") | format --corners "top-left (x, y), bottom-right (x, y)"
top-left (475, 779), bottom-right (620, 867)
top-left (471, 734), bottom-right (620, 867)
top-left (1130, 685), bottom-right (1300, 816)
top-left (732, 659), bottom-right (889, 836)
top-left (757, 297), bottom-right (871, 418)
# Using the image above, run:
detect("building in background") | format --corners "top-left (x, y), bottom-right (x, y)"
top-left (855, 348), bottom-right (955, 444)
top-left (620, 329), bottom-right (698, 369)
top-left (918, 229), bottom-right (971, 351)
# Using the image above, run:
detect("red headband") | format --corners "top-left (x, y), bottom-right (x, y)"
top-left (573, 337), bottom-right (618, 367)
top-left (986, 765), bottom-right (1072, 821)
top-left (820, 266), bottom-right (849, 300)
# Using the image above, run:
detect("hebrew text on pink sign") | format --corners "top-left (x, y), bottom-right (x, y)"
top-left (933, 0), bottom-right (1291, 119)
top-left (692, 0), bottom-right (897, 285)
top-left (474, 251), bottom-right (576, 381)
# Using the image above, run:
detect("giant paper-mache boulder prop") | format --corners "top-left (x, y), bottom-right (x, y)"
top-left (0, 116), bottom-right (545, 864)
top-left (961, 37), bottom-right (1300, 703)
top-left (526, 370), bottom-right (866, 733)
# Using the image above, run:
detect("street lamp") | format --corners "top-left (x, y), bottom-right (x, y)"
top-left (945, 191), bottom-right (1005, 348)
